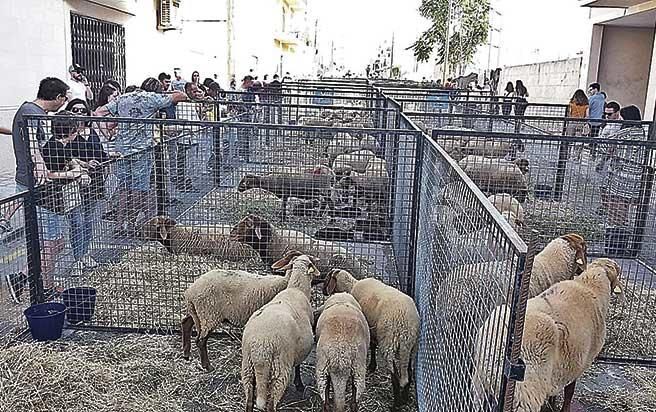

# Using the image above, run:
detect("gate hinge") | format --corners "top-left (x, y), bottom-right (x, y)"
top-left (504, 357), bottom-right (526, 382)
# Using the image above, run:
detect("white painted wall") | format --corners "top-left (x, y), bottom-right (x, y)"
top-left (499, 57), bottom-right (584, 105)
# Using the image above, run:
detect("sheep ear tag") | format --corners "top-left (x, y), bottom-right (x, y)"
top-left (613, 285), bottom-right (623, 295)
top-left (255, 226), bottom-right (262, 240)
top-left (576, 258), bottom-right (584, 265)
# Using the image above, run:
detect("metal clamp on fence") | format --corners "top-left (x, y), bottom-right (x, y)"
top-left (503, 357), bottom-right (526, 382)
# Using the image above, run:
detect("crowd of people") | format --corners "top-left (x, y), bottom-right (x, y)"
top-left (4, 63), bottom-right (292, 303)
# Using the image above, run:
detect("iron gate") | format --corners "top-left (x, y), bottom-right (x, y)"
top-left (70, 13), bottom-right (126, 98)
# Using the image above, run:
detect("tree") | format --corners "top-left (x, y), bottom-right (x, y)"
top-left (409, 0), bottom-right (490, 73)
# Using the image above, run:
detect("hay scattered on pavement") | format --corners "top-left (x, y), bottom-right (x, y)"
top-left (0, 331), bottom-right (417, 412)
top-left (578, 363), bottom-right (656, 412)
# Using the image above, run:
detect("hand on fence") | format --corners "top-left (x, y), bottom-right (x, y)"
top-left (33, 162), bottom-right (50, 185)
top-left (79, 173), bottom-right (91, 186)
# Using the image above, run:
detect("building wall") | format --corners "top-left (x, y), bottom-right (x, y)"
top-left (595, 25), bottom-right (654, 114)
top-left (498, 57), bottom-right (584, 104)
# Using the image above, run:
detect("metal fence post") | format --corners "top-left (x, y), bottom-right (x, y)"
top-left (499, 231), bottom-right (538, 411)
top-left (20, 119), bottom-right (45, 304)
top-left (154, 114), bottom-right (167, 216)
top-left (406, 131), bottom-right (425, 298)
top-left (632, 122), bottom-right (656, 255)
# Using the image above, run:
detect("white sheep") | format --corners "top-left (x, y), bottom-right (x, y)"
top-left (230, 214), bottom-right (370, 279)
top-left (488, 193), bottom-right (525, 229)
top-left (473, 258), bottom-right (622, 412)
top-left (241, 253), bottom-right (319, 412)
top-left (181, 256), bottom-right (300, 370)
top-left (529, 233), bottom-right (587, 299)
top-left (315, 292), bottom-right (370, 412)
top-left (332, 150), bottom-right (376, 174)
top-left (142, 216), bottom-right (257, 258)
top-left (458, 155), bottom-right (529, 202)
top-left (323, 269), bottom-right (419, 408)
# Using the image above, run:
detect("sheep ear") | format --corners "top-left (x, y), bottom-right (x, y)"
top-left (271, 252), bottom-right (297, 271)
top-left (323, 275), bottom-right (337, 296)
top-left (562, 234), bottom-right (587, 273)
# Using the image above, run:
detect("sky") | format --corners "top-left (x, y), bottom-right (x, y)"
top-left (312, 0), bottom-right (593, 74)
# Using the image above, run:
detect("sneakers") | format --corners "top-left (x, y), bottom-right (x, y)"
top-left (4, 272), bottom-right (27, 304)
top-left (81, 255), bottom-right (99, 269)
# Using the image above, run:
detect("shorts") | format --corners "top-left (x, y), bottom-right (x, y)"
top-left (16, 183), bottom-right (64, 241)
top-left (114, 151), bottom-right (154, 192)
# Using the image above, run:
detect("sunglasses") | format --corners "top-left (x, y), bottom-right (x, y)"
top-left (71, 107), bottom-right (89, 114)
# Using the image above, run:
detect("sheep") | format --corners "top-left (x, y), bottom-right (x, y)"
top-left (229, 214), bottom-right (370, 279)
top-left (237, 172), bottom-right (335, 221)
top-left (473, 258), bottom-right (622, 412)
top-left (315, 292), bottom-right (370, 412)
top-left (488, 193), bottom-right (525, 228)
top-left (462, 137), bottom-right (525, 159)
top-left (529, 233), bottom-right (587, 299)
top-left (458, 155), bottom-right (530, 202)
top-left (241, 253), bottom-right (319, 412)
top-left (142, 216), bottom-right (257, 259)
top-left (322, 269), bottom-right (419, 408)
top-left (336, 157), bottom-right (390, 205)
top-left (181, 266), bottom-right (294, 371)
top-left (332, 150), bottom-right (376, 175)
top-left (325, 133), bottom-right (380, 163)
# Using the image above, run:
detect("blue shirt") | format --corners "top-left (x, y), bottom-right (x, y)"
top-left (105, 91), bottom-right (173, 154)
top-left (588, 93), bottom-right (605, 125)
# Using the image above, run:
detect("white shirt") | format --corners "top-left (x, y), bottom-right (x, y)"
top-left (68, 79), bottom-right (88, 101)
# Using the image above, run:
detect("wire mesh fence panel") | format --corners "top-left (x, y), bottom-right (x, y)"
top-left (20, 113), bottom-right (418, 334)
top-left (432, 122), bottom-right (656, 365)
top-left (412, 135), bottom-right (529, 412)
top-left (0, 193), bottom-right (31, 344)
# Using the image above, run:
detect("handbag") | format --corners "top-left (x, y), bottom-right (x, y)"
top-left (36, 179), bottom-right (82, 215)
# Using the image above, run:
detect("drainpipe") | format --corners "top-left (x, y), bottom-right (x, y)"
top-left (227, 0), bottom-right (235, 82)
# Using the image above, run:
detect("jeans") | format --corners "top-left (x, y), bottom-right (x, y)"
top-left (70, 201), bottom-right (98, 261)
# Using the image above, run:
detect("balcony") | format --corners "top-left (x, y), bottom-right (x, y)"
top-left (581, 0), bottom-right (647, 8)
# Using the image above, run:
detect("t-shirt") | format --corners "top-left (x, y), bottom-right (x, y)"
top-left (12, 102), bottom-right (46, 186)
top-left (70, 130), bottom-right (109, 201)
top-left (68, 79), bottom-right (88, 101)
top-left (104, 91), bottom-right (173, 154)
top-left (569, 103), bottom-right (588, 119)
top-left (41, 139), bottom-right (74, 173)
top-left (588, 93), bottom-right (605, 125)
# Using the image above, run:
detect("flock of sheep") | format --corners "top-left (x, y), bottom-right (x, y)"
top-left (134, 109), bottom-right (629, 412)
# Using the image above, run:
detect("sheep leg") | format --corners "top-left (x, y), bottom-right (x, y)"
top-left (197, 336), bottom-right (213, 371)
top-left (368, 338), bottom-right (377, 372)
top-left (322, 375), bottom-right (331, 412)
top-left (548, 396), bottom-right (558, 411)
top-left (391, 362), bottom-right (402, 410)
top-left (560, 380), bottom-right (576, 412)
top-left (350, 376), bottom-right (358, 412)
top-left (294, 364), bottom-right (305, 392)
top-left (181, 315), bottom-right (194, 360)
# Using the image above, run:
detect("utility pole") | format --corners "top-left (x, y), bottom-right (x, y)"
top-left (443, 0), bottom-right (454, 83)
top-left (390, 32), bottom-right (395, 79)
top-left (226, 0), bottom-right (234, 83)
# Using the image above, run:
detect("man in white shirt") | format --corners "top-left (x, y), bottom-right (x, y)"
top-left (68, 64), bottom-right (94, 103)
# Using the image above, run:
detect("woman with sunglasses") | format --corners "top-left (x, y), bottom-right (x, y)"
top-left (65, 99), bottom-right (109, 272)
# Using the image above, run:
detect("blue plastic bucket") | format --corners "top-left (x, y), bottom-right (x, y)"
top-left (62, 287), bottom-right (97, 324)
top-left (24, 302), bottom-right (66, 341)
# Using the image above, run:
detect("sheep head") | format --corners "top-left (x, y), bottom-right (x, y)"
top-left (323, 269), bottom-right (349, 296)
top-left (229, 214), bottom-right (272, 244)
top-left (514, 158), bottom-right (530, 175)
top-left (271, 252), bottom-right (322, 283)
top-left (560, 233), bottom-right (588, 275)
top-left (590, 258), bottom-right (623, 295)
top-left (236, 174), bottom-right (260, 193)
top-left (142, 216), bottom-right (177, 242)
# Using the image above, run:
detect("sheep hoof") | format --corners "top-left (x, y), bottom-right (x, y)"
top-left (203, 365), bottom-right (214, 373)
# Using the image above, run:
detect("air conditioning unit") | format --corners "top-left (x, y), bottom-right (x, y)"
top-left (158, 0), bottom-right (181, 31)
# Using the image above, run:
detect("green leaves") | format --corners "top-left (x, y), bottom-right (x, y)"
top-left (409, 0), bottom-right (490, 69)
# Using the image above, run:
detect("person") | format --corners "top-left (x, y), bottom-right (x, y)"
top-left (174, 82), bottom-right (208, 192)
top-left (601, 105), bottom-right (645, 227)
top-left (158, 72), bottom-right (172, 91)
top-left (65, 100), bottom-right (109, 274)
top-left (501, 82), bottom-right (515, 116)
top-left (103, 79), bottom-right (123, 94)
top-left (68, 64), bottom-right (94, 103)
top-left (514, 80), bottom-right (529, 133)
top-left (595, 101), bottom-right (622, 173)
top-left (0, 126), bottom-right (11, 135)
top-left (94, 77), bottom-right (187, 236)
top-left (587, 82), bottom-right (605, 137)
top-left (124, 85), bottom-right (139, 93)
top-left (172, 68), bottom-right (186, 91)
top-left (191, 71), bottom-right (201, 87)
top-left (566, 89), bottom-right (590, 160)
top-left (7, 78), bottom-right (70, 302)
top-left (40, 112), bottom-right (92, 288)
top-left (283, 72), bottom-right (292, 82)
top-left (268, 74), bottom-right (283, 124)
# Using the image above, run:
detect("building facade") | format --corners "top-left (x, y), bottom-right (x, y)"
top-left (582, 0), bottom-right (656, 119)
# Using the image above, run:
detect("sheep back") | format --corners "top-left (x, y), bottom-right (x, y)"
top-left (184, 269), bottom-right (288, 337)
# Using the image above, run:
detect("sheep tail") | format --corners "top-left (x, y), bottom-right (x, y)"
top-left (250, 342), bottom-right (274, 411)
top-left (395, 331), bottom-right (418, 389)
